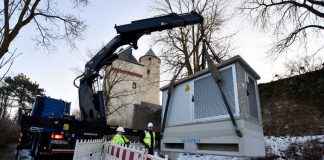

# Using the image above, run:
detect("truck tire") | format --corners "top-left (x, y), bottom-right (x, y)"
top-left (30, 133), bottom-right (39, 157)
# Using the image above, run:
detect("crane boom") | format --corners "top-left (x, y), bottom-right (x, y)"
top-left (78, 11), bottom-right (203, 122)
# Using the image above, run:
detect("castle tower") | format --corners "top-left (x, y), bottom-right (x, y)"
top-left (139, 48), bottom-right (161, 105)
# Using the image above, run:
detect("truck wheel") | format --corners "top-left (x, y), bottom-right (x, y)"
top-left (30, 133), bottom-right (39, 157)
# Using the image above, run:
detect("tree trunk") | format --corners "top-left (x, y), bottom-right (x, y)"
top-left (0, 47), bottom-right (9, 59)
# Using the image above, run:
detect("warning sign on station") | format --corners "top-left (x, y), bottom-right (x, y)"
top-left (185, 84), bottom-right (190, 92)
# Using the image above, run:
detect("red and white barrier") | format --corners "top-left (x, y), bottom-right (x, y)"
top-left (73, 139), bottom-right (106, 160)
top-left (73, 139), bottom-right (167, 160)
top-left (106, 143), bottom-right (168, 160)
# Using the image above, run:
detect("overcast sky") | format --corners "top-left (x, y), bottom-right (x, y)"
top-left (2, 0), bottom-right (323, 111)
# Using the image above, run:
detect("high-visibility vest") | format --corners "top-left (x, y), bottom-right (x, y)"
top-left (112, 134), bottom-right (129, 145)
top-left (143, 131), bottom-right (156, 148)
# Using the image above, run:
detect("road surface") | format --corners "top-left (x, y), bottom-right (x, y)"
top-left (0, 144), bottom-right (73, 160)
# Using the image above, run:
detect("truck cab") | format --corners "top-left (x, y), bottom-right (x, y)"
top-left (19, 96), bottom-right (76, 158)
top-left (17, 96), bottom-right (108, 159)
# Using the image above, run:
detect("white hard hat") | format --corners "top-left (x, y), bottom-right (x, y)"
top-left (148, 122), bottom-right (153, 128)
top-left (116, 127), bottom-right (125, 132)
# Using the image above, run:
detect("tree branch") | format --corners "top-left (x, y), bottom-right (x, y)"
top-left (271, 24), bottom-right (324, 56)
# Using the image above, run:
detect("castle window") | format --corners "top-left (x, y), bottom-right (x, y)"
top-left (147, 69), bottom-right (150, 75)
top-left (132, 82), bottom-right (136, 89)
top-left (149, 57), bottom-right (152, 60)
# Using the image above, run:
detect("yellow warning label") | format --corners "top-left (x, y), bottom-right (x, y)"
top-left (185, 84), bottom-right (190, 92)
top-left (63, 124), bottom-right (69, 130)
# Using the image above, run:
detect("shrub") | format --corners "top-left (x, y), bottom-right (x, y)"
top-left (0, 119), bottom-right (19, 149)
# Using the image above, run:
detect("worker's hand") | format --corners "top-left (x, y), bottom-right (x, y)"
top-left (159, 134), bottom-right (163, 139)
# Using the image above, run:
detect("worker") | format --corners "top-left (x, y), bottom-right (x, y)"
top-left (111, 126), bottom-right (130, 146)
top-left (140, 122), bottom-right (159, 155)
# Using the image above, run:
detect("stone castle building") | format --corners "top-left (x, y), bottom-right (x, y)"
top-left (103, 47), bottom-right (161, 129)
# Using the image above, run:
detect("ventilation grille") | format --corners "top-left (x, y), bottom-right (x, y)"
top-left (194, 68), bottom-right (235, 119)
top-left (164, 143), bottom-right (184, 149)
top-left (197, 143), bottom-right (239, 152)
top-left (247, 76), bottom-right (259, 120)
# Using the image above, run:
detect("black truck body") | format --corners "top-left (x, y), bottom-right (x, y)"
top-left (17, 96), bottom-right (107, 158)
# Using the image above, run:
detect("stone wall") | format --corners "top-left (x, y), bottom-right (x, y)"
top-left (258, 69), bottom-right (324, 136)
top-left (132, 102), bottom-right (161, 131)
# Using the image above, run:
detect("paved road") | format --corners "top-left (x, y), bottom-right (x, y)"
top-left (0, 144), bottom-right (73, 160)
top-left (17, 150), bottom-right (73, 160)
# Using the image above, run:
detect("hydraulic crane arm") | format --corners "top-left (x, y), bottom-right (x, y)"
top-left (78, 11), bottom-right (203, 122)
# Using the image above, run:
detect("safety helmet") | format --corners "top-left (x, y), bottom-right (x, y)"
top-left (148, 122), bottom-right (153, 128)
top-left (116, 126), bottom-right (125, 132)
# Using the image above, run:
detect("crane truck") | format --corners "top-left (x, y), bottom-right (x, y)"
top-left (16, 11), bottom-right (204, 159)
top-left (16, 96), bottom-right (108, 158)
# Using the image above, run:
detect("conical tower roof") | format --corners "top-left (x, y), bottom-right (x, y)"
top-left (139, 48), bottom-right (160, 62)
top-left (144, 48), bottom-right (157, 57)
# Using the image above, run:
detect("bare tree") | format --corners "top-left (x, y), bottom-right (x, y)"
top-left (74, 44), bottom-right (141, 127)
top-left (0, 82), bottom-right (11, 119)
top-left (241, 0), bottom-right (324, 58)
top-left (284, 55), bottom-right (323, 76)
top-left (273, 55), bottom-right (323, 80)
top-left (151, 0), bottom-right (233, 76)
top-left (74, 44), bottom-right (139, 115)
top-left (71, 107), bottom-right (81, 120)
top-left (0, 0), bottom-right (88, 60)
top-left (0, 49), bottom-right (21, 81)
top-left (103, 60), bottom-right (141, 127)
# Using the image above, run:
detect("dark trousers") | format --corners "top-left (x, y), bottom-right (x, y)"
top-left (148, 147), bottom-right (154, 155)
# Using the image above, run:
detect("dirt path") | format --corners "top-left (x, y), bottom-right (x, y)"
top-left (0, 143), bottom-right (18, 160)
